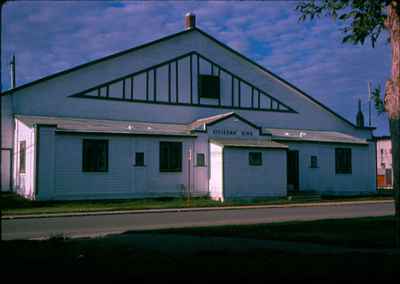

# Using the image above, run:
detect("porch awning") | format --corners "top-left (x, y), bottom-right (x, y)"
top-left (210, 138), bottom-right (288, 149)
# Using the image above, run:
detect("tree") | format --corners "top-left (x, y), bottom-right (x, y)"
top-left (296, 0), bottom-right (400, 247)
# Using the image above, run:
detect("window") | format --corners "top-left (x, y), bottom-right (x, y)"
top-left (335, 148), bottom-right (352, 174)
top-left (249, 152), bottom-right (262, 166)
top-left (82, 139), bottom-right (108, 172)
top-left (160, 141), bottom-right (182, 172)
top-left (135, 152), bottom-right (145, 167)
top-left (310, 155), bottom-right (318, 168)
top-left (19, 141), bottom-right (26, 174)
top-left (198, 75), bottom-right (220, 99)
top-left (196, 153), bottom-right (205, 167)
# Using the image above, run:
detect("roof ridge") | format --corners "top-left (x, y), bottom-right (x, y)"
top-left (4, 26), bottom-right (375, 132)
top-left (192, 112), bottom-right (234, 123)
top-left (2, 28), bottom-right (196, 95)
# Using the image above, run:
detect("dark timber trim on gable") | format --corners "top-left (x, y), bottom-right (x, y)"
top-left (69, 51), bottom-right (296, 113)
top-left (1, 27), bottom-right (373, 130)
top-left (192, 29), bottom-right (375, 131)
top-left (1, 28), bottom-right (194, 96)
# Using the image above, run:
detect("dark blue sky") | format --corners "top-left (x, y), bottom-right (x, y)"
top-left (1, 1), bottom-right (391, 135)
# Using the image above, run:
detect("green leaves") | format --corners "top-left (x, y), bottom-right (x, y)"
top-left (371, 85), bottom-right (385, 114)
top-left (296, 0), bottom-right (388, 48)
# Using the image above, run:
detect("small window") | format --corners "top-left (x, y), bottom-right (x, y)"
top-left (196, 153), bottom-right (205, 167)
top-left (249, 152), bottom-right (262, 166)
top-left (198, 75), bottom-right (220, 99)
top-left (135, 152), bottom-right (145, 167)
top-left (160, 141), bottom-right (182, 172)
top-left (82, 139), bottom-right (108, 172)
top-left (310, 155), bottom-right (318, 168)
top-left (19, 141), bottom-right (26, 174)
top-left (335, 148), bottom-right (352, 174)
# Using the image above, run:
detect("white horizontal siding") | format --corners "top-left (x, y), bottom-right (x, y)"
top-left (223, 147), bottom-right (287, 199)
top-left (286, 142), bottom-right (376, 194)
top-left (52, 133), bottom-right (206, 200)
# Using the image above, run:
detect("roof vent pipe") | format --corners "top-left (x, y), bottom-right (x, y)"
top-left (185, 13), bottom-right (196, 30)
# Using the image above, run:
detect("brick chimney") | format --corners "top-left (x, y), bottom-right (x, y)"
top-left (185, 13), bottom-right (196, 30)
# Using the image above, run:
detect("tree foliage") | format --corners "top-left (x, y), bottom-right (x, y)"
top-left (372, 86), bottom-right (386, 114)
top-left (296, 0), bottom-right (399, 47)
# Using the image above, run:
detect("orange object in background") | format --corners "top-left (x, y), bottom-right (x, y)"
top-left (377, 175), bottom-right (385, 187)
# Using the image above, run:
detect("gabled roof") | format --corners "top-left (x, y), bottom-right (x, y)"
top-left (190, 112), bottom-right (235, 131)
top-left (2, 26), bottom-right (374, 131)
top-left (190, 112), bottom-right (262, 133)
top-left (16, 115), bottom-right (195, 137)
top-left (264, 127), bottom-right (368, 145)
top-left (1, 28), bottom-right (195, 96)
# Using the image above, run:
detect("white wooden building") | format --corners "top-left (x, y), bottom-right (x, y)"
top-left (1, 14), bottom-right (377, 201)
top-left (376, 136), bottom-right (393, 188)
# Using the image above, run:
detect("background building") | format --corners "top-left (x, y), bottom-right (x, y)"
top-left (376, 136), bottom-right (393, 188)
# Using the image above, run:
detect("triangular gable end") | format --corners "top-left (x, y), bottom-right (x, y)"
top-left (68, 51), bottom-right (296, 114)
top-left (193, 112), bottom-right (268, 139)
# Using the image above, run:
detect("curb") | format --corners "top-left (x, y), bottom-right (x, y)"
top-left (2, 200), bottom-right (394, 220)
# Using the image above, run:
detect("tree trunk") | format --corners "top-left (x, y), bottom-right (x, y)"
top-left (385, 2), bottom-right (400, 248)
top-left (390, 118), bottom-right (400, 247)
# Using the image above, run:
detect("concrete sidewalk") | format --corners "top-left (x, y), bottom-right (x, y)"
top-left (2, 199), bottom-right (393, 220)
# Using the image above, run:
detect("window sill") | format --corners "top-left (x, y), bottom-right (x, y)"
top-left (199, 97), bottom-right (219, 99)
top-left (134, 165), bottom-right (146, 167)
top-left (195, 165), bottom-right (207, 167)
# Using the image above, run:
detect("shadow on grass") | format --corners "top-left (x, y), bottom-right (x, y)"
top-left (126, 216), bottom-right (397, 249)
top-left (1, 228), bottom-right (399, 280)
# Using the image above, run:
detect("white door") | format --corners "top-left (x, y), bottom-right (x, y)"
top-left (131, 139), bottom-right (148, 195)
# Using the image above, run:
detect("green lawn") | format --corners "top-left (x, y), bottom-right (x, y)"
top-left (145, 216), bottom-right (397, 249)
top-left (1, 192), bottom-right (393, 216)
top-left (1, 216), bottom-right (399, 279)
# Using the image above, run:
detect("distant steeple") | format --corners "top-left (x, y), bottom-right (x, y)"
top-left (10, 54), bottom-right (16, 89)
top-left (356, 99), bottom-right (365, 127)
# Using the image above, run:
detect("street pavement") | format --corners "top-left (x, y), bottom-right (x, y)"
top-left (1, 202), bottom-right (394, 240)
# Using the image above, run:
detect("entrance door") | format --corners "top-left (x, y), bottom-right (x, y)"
top-left (1, 149), bottom-right (12, 191)
top-left (385, 169), bottom-right (393, 187)
top-left (132, 140), bottom-right (148, 194)
top-left (287, 150), bottom-right (299, 192)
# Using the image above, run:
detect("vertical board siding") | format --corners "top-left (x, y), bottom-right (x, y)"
top-left (72, 52), bottom-right (295, 113)
top-left (190, 54), bottom-right (193, 104)
top-left (168, 63), bottom-right (171, 103)
top-left (130, 77), bottom-right (134, 100)
top-left (197, 54), bottom-right (200, 104)
top-left (175, 60), bottom-right (179, 103)
top-left (153, 68), bottom-right (157, 102)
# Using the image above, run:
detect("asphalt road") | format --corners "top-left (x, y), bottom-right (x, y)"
top-left (1, 202), bottom-right (394, 240)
